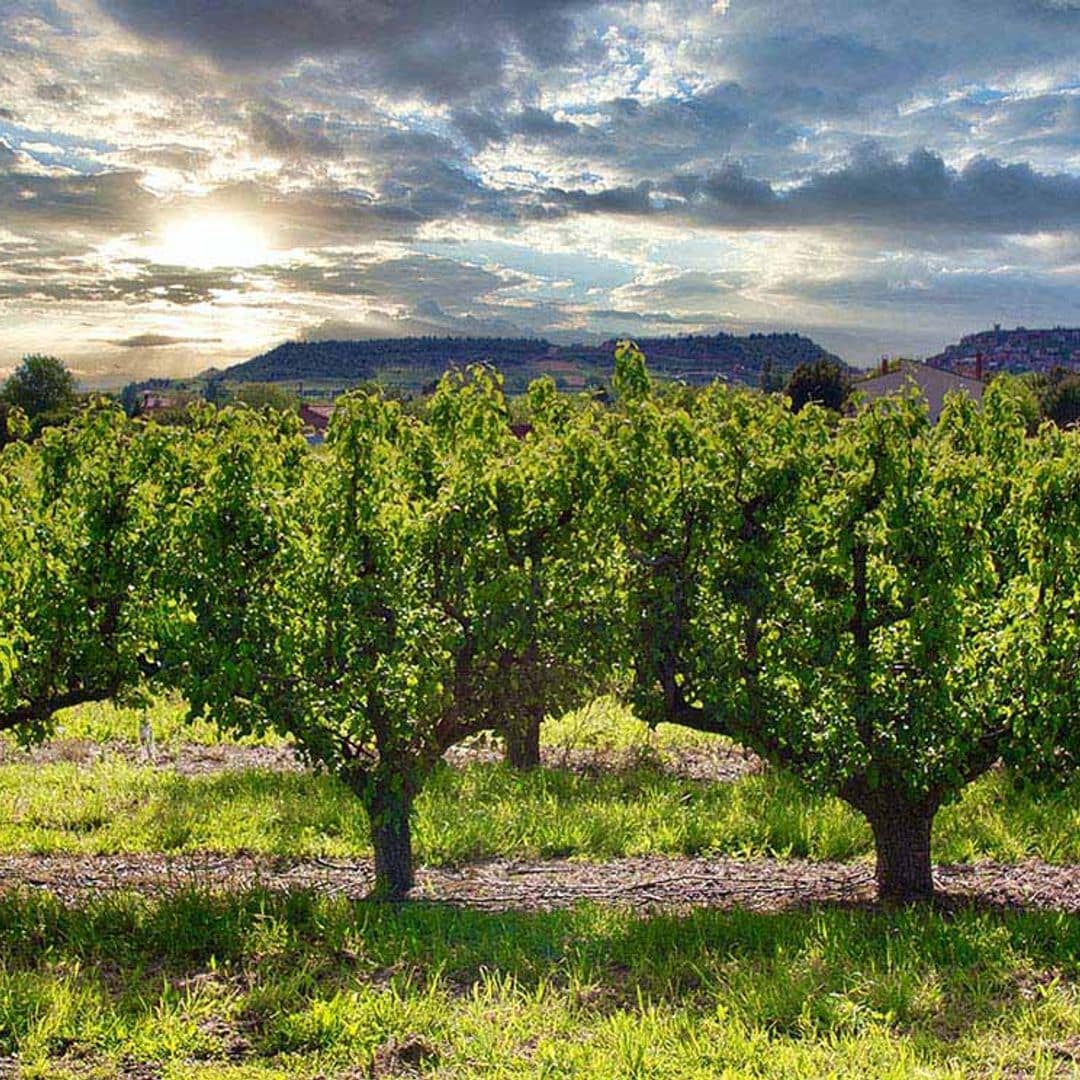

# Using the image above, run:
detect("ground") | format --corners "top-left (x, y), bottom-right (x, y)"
top-left (0, 699), bottom-right (1077, 1078)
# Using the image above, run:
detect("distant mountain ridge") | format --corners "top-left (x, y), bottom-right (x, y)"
top-left (221, 331), bottom-right (846, 394)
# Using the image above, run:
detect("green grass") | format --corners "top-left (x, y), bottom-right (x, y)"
top-left (39, 694), bottom-right (699, 754)
top-left (2, 701), bottom-right (1078, 1075)
top-left (0, 755), bottom-right (1078, 866)
top-left (0, 887), bottom-right (1077, 1077)
top-left (42, 697), bottom-right (287, 749)
top-left (1, 696), bottom-right (1077, 865)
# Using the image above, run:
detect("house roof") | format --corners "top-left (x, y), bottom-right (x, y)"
top-left (299, 403), bottom-right (334, 431)
top-left (852, 361), bottom-right (984, 423)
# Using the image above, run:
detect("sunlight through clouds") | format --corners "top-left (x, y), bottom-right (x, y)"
top-left (1, 0), bottom-right (1079, 380)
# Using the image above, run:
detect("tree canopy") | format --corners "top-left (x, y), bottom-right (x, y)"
top-left (3, 346), bottom-right (1080, 905)
top-left (784, 357), bottom-right (850, 414)
top-left (1, 354), bottom-right (77, 426)
top-left (608, 343), bottom-right (1064, 902)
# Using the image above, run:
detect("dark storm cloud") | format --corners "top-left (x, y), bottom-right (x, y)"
top-left (248, 107), bottom-right (342, 160)
top-left (109, 334), bottom-right (223, 347)
top-left (545, 145), bottom-right (1080, 234)
top-left (98, 0), bottom-right (600, 100)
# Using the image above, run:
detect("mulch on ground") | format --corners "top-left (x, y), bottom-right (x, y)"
top-left (1, 852), bottom-right (1076, 913)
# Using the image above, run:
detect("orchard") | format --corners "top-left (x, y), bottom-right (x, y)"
top-left (1, 347), bottom-right (1078, 905)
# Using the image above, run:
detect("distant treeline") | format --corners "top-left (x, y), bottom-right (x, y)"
top-left (228, 336), bottom-right (552, 383)
top-left (218, 332), bottom-right (846, 390)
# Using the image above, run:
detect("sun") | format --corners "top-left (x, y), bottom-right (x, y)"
top-left (152, 213), bottom-right (271, 269)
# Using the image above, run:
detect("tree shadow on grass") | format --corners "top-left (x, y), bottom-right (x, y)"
top-left (135, 759), bottom-right (873, 864)
top-left (0, 884), bottom-right (1076, 1063)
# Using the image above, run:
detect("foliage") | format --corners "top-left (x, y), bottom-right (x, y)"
top-left (0, 402), bottom-right (167, 745)
top-left (608, 346), bottom-right (1065, 901)
top-left (158, 372), bottom-right (611, 894)
top-left (988, 372), bottom-right (1042, 435)
top-left (0, 401), bottom-right (20, 448)
top-left (4, 343), bottom-right (1080, 907)
top-left (1012, 418), bottom-right (1080, 777)
top-left (784, 357), bottom-right (850, 413)
top-left (231, 381), bottom-right (301, 413)
top-left (1036, 366), bottom-right (1080, 429)
top-left (0, 354), bottom-right (77, 431)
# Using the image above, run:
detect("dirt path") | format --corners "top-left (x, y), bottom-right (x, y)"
top-left (1, 852), bottom-right (1076, 913)
top-left (0, 738), bottom-right (760, 782)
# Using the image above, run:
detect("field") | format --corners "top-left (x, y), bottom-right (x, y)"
top-left (1, 700), bottom-right (1078, 1078)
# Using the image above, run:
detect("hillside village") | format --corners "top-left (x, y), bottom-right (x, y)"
top-left (927, 325), bottom-right (1080, 378)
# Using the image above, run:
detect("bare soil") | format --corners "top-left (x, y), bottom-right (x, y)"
top-left (0, 738), bottom-right (305, 775)
top-left (1, 851), bottom-right (1076, 913)
top-left (0, 738), bottom-right (761, 782)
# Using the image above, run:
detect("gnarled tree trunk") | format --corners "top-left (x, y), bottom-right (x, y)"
top-left (359, 768), bottom-right (416, 900)
top-left (845, 784), bottom-right (939, 904)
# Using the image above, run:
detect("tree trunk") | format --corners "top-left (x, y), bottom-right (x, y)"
top-left (505, 710), bottom-right (542, 770)
top-left (863, 795), bottom-right (937, 904)
top-left (366, 774), bottom-right (415, 900)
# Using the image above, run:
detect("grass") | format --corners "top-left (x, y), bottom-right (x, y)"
top-left (2, 700), bottom-right (1079, 1075)
top-left (0, 887), bottom-right (1077, 1077)
top-left (2, 695), bottom-right (1074, 865)
top-left (38, 697), bottom-right (287, 749)
top-left (0, 751), bottom-right (1078, 866)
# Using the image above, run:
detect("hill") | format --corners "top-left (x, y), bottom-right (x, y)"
top-left (220, 332), bottom-right (846, 395)
top-left (927, 325), bottom-right (1080, 379)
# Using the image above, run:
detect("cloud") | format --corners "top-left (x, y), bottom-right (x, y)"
top-left (247, 106), bottom-right (341, 160)
top-left (0, 262), bottom-right (242, 305)
top-left (301, 302), bottom-right (535, 342)
top-left (5, 0), bottom-right (1080, 382)
top-left (97, 0), bottom-right (601, 100)
top-left (34, 80), bottom-right (80, 102)
top-left (0, 165), bottom-right (156, 234)
top-left (278, 252), bottom-right (525, 308)
top-left (791, 144), bottom-right (1080, 231)
top-left (545, 144), bottom-right (1080, 234)
top-left (108, 333), bottom-right (223, 347)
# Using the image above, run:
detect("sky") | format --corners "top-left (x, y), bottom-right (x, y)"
top-left (2, 1), bottom-right (1080, 386)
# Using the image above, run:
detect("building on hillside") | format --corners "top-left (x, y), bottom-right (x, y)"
top-left (299, 403), bottom-right (334, 444)
top-left (140, 390), bottom-right (180, 414)
top-left (851, 359), bottom-right (984, 423)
